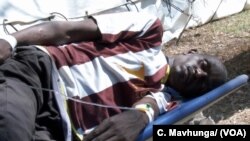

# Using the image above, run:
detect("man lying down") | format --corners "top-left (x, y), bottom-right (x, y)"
top-left (0, 11), bottom-right (227, 141)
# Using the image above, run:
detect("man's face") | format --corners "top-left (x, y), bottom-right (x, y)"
top-left (168, 53), bottom-right (225, 97)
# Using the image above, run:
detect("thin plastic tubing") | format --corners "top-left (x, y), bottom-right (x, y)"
top-left (137, 74), bottom-right (249, 141)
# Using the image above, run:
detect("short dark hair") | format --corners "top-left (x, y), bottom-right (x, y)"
top-left (204, 54), bottom-right (228, 91)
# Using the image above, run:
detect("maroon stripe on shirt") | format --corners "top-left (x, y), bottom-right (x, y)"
top-left (67, 76), bottom-right (163, 130)
top-left (46, 19), bottom-right (163, 68)
top-left (145, 65), bottom-right (168, 87)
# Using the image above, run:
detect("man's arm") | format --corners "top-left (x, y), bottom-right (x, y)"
top-left (84, 97), bottom-right (160, 141)
top-left (12, 18), bottom-right (101, 46)
top-left (0, 18), bottom-right (100, 63)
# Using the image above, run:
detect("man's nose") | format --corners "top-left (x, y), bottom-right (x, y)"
top-left (195, 68), bottom-right (207, 78)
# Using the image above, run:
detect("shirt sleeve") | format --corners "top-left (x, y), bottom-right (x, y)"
top-left (146, 84), bottom-right (183, 114)
top-left (146, 90), bottom-right (172, 114)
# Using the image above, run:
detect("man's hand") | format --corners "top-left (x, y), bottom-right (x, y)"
top-left (84, 109), bottom-right (148, 141)
top-left (0, 39), bottom-right (13, 64)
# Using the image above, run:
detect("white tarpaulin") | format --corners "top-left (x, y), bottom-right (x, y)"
top-left (0, 0), bottom-right (250, 43)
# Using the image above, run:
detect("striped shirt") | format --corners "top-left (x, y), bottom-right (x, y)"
top-left (44, 12), bottom-right (171, 141)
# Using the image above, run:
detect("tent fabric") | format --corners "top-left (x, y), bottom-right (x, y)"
top-left (0, 0), bottom-right (250, 43)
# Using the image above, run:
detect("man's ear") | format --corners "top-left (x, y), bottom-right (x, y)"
top-left (183, 49), bottom-right (198, 55)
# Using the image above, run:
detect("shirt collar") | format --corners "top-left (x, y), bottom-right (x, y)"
top-left (161, 64), bottom-right (170, 84)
